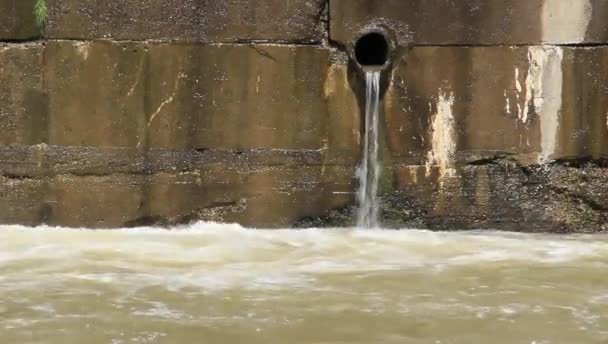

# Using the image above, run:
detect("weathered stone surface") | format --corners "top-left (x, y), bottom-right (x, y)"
top-left (384, 160), bottom-right (608, 232)
top-left (47, 0), bottom-right (327, 43)
top-left (2, 0), bottom-right (608, 231)
top-left (331, 0), bottom-right (608, 46)
top-left (0, 44), bottom-right (46, 145)
top-left (0, 41), bottom-right (360, 229)
top-left (0, 145), bottom-right (355, 177)
top-left (0, 161), bottom-right (355, 229)
top-left (141, 166), bottom-right (353, 228)
top-left (49, 174), bottom-right (145, 228)
top-left (559, 49), bottom-right (608, 159)
top-left (0, 0), bottom-right (38, 39)
top-left (45, 41), bottom-right (147, 147)
top-left (0, 176), bottom-right (48, 227)
top-left (44, 41), bottom-right (359, 154)
top-left (324, 64), bottom-right (362, 158)
top-left (143, 43), bottom-right (339, 151)
top-left (368, 46), bottom-right (608, 231)
top-left (0, 143), bottom-right (357, 229)
top-left (384, 46), bottom-right (608, 167)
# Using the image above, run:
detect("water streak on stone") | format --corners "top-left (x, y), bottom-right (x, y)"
top-left (426, 91), bottom-right (456, 182)
top-left (541, 0), bottom-right (592, 43)
top-left (510, 47), bottom-right (564, 162)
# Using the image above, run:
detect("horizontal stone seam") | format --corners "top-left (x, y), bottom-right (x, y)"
top-left (0, 159), bottom-right (356, 167)
top-left (5, 37), bottom-right (325, 46)
top-left (0, 145), bottom-right (345, 154)
top-left (0, 166), bottom-right (357, 180)
top-left (412, 42), bottom-right (608, 48)
top-left (0, 37), bottom-right (43, 44)
top-left (7, 39), bottom-right (608, 49)
top-left (393, 161), bottom-right (608, 169)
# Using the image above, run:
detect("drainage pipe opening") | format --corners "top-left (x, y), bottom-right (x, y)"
top-left (354, 32), bottom-right (389, 67)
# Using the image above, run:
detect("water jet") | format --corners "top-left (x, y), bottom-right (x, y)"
top-left (352, 30), bottom-right (392, 228)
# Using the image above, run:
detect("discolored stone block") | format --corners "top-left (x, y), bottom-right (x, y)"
top-left (142, 166), bottom-right (354, 228)
top-left (0, 176), bottom-right (48, 227)
top-left (42, 41), bottom-right (360, 156)
top-left (323, 64), bottom-right (362, 159)
top-left (386, 162), bottom-right (608, 232)
top-left (45, 41), bottom-right (148, 147)
top-left (144, 44), bottom-right (355, 152)
top-left (0, 38), bottom-right (362, 229)
top-left (0, 0), bottom-right (38, 40)
top-left (0, 144), bottom-right (48, 180)
top-left (0, 44), bottom-right (47, 145)
top-left (331, 0), bottom-right (608, 47)
top-left (3, 0), bottom-right (608, 231)
top-left (47, 0), bottom-right (327, 43)
top-left (378, 45), bottom-right (608, 231)
top-left (15, 165), bottom-right (353, 229)
top-left (48, 175), bottom-right (146, 228)
top-left (558, 49), bottom-right (608, 159)
top-left (0, 144), bottom-right (356, 228)
top-left (385, 46), bottom-right (608, 171)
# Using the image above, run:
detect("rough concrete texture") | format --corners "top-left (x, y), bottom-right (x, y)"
top-left (384, 47), bottom-right (608, 166)
top-left (331, 0), bottom-right (608, 46)
top-left (298, 46), bottom-right (608, 232)
top-left (374, 46), bottom-right (608, 232)
top-left (2, 1), bottom-right (608, 231)
top-left (0, 41), bottom-right (359, 228)
top-left (43, 41), bottom-right (358, 153)
top-left (47, 0), bottom-right (328, 43)
top-left (0, 44), bottom-right (46, 145)
top-left (0, 145), bottom-right (355, 228)
top-left (0, 0), bottom-right (38, 40)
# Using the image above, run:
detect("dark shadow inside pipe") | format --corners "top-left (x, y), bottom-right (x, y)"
top-left (354, 32), bottom-right (389, 66)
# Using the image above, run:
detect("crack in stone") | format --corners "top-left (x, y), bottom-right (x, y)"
top-left (464, 155), bottom-right (608, 169)
top-left (247, 44), bottom-right (277, 62)
top-left (1, 173), bottom-right (37, 181)
top-left (465, 155), bottom-right (513, 166)
top-left (137, 73), bottom-right (185, 148)
top-left (127, 54), bottom-right (146, 97)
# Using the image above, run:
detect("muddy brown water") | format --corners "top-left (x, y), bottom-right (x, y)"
top-left (1, 223), bottom-right (608, 343)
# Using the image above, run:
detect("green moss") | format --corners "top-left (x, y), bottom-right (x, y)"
top-left (34, 0), bottom-right (48, 29)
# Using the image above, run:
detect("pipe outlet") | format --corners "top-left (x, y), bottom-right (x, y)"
top-left (354, 32), bottom-right (389, 67)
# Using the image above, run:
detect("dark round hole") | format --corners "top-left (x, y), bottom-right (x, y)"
top-left (355, 32), bottom-right (389, 66)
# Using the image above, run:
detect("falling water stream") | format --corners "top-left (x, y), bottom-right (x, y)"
top-left (356, 70), bottom-right (382, 228)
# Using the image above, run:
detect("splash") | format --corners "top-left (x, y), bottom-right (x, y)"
top-left (356, 71), bottom-right (382, 228)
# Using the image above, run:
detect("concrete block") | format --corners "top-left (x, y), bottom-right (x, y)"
top-left (331, 0), bottom-right (608, 46)
top-left (48, 0), bottom-right (327, 43)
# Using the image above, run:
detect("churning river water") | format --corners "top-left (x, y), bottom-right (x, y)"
top-left (1, 223), bottom-right (608, 343)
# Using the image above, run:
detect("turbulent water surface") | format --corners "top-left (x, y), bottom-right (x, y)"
top-left (1, 223), bottom-right (608, 343)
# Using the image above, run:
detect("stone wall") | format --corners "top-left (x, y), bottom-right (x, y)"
top-left (1, 0), bottom-right (607, 231)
